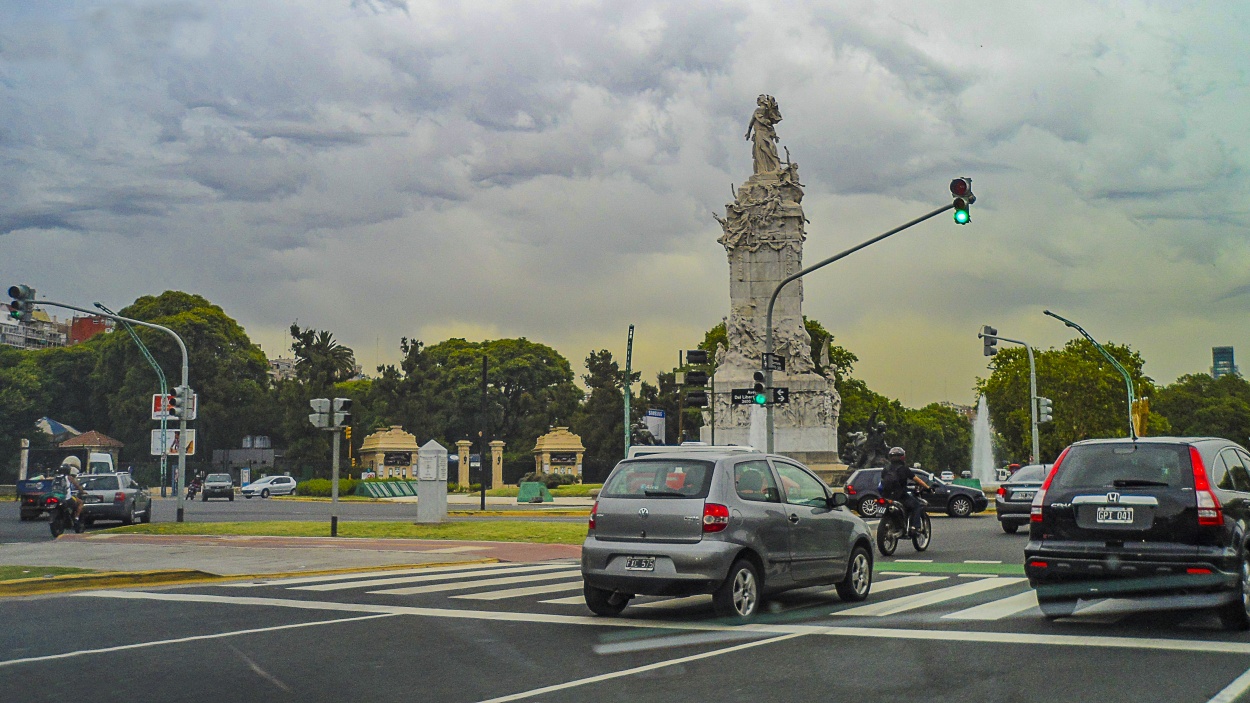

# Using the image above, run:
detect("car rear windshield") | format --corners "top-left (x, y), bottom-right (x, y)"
top-left (601, 460), bottom-right (715, 499)
top-left (206, 474), bottom-right (231, 482)
top-left (1051, 443), bottom-right (1193, 491)
top-left (1011, 466), bottom-right (1047, 482)
top-left (80, 476), bottom-right (119, 491)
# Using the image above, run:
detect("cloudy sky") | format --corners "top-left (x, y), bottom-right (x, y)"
top-left (3, 1), bottom-right (1249, 407)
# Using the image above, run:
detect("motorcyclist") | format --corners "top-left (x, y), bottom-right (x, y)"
top-left (58, 456), bottom-right (85, 522)
top-left (880, 447), bottom-right (929, 536)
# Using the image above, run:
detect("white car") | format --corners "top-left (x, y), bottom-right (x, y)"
top-left (241, 475), bottom-right (297, 498)
top-left (940, 471), bottom-right (955, 481)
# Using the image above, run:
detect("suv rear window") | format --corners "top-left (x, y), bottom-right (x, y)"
top-left (1051, 443), bottom-right (1193, 491)
top-left (602, 460), bottom-right (715, 499)
top-left (80, 476), bottom-right (120, 491)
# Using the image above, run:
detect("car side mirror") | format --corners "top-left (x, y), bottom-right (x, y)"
top-left (828, 493), bottom-right (848, 509)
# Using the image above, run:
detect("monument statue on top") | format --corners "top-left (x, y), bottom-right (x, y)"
top-left (703, 96), bottom-right (843, 476)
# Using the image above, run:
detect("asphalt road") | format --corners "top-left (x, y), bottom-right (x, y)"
top-left (5, 515), bottom-right (1250, 703)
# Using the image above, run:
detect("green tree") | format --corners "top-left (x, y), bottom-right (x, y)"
top-left (977, 339), bottom-right (1168, 463)
top-left (0, 347), bottom-right (45, 479)
top-left (893, 403), bottom-right (973, 474)
top-left (1154, 373), bottom-right (1250, 443)
top-left (290, 325), bottom-right (357, 390)
top-left (573, 349), bottom-right (637, 481)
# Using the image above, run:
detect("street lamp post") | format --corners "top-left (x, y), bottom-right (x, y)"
top-left (980, 330), bottom-right (1041, 463)
top-left (1043, 310), bottom-right (1137, 440)
top-left (764, 202), bottom-right (956, 452)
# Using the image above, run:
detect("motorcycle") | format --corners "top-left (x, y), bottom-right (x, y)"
top-left (43, 489), bottom-right (85, 538)
top-left (875, 490), bottom-right (932, 556)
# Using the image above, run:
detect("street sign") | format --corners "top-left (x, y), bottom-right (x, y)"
top-left (150, 429), bottom-right (197, 456)
top-left (771, 387), bottom-right (790, 405)
top-left (152, 392), bottom-right (197, 420)
top-left (731, 388), bottom-right (756, 405)
top-left (762, 353), bottom-right (786, 372)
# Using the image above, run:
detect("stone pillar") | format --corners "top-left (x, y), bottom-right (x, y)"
top-left (456, 440), bottom-right (472, 487)
top-left (575, 451), bottom-right (584, 482)
top-left (416, 440), bottom-right (449, 523)
top-left (490, 440), bottom-right (506, 488)
top-left (19, 438), bottom-right (29, 481)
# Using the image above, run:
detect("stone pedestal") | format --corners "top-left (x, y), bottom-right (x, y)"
top-left (416, 440), bottom-right (448, 524)
top-left (489, 440), bottom-right (506, 488)
top-left (456, 440), bottom-right (472, 487)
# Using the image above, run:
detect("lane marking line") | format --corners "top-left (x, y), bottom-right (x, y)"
top-left (893, 559), bottom-right (933, 563)
top-left (1208, 664), bottom-right (1250, 703)
top-left (877, 571), bottom-right (921, 576)
top-left (232, 562), bottom-right (519, 588)
top-left (295, 564), bottom-right (573, 592)
top-left (0, 614), bottom-right (397, 669)
top-left (454, 581), bottom-right (585, 601)
top-left (944, 591), bottom-right (1039, 621)
top-left (472, 633), bottom-right (805, 703)
top-left (370, 569), bottom-right (580, 596)
top-left (74, 591), bottom-right (1250, 656)
top-left (634, 595), bottom-right (711, 609)
top-left (964, 560), bottom-right (1003, 564)
top-left (835, 578), bottom-right (1027, 617)
top-left (540, 595), bottom-right (588, 605)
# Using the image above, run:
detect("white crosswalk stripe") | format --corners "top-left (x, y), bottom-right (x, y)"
top-left (869, 575), bottom-right (948, 593)
top-left (233, 561), bottom-right (523, 588)
top-left (834, 577), bottom-right (1027, 617)
top-left (292, 564), bottom-right (574, 592)
top-left (454, 581), bottom-right (585, 601)
top-left (371, 568), bottom-right (582, 596)
top-left (540, 595), bottom-right (589, 605)
top-left (943, 590), bottom-right (1039, 620)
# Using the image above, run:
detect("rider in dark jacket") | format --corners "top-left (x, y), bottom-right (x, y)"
top-left (880, 447), bottom-right (929, 535)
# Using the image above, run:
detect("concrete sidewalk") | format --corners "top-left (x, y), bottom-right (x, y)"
top-left (0, 533), bottom-right (580, 578)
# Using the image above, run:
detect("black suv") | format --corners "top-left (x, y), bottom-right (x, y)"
top-left (1025, 437), bottom-right (1250, 629)
top-left (845, 467), bottom-right (988, 519)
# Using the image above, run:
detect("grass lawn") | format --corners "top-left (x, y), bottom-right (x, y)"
top-left (108, 520), bottom-right (587, 544)
top-left (485, 483), bottom-right (602, 498)
top-left (274, 495), bottom-right (380, 502)
top-left (0, 565), bottom-right (97, 582)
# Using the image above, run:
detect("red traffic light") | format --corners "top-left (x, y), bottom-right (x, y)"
top-left (950, 178), bottom-right (972, 197)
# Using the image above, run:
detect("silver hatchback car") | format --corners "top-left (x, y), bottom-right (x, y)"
top-left (582, 451), bottom-right (874, 619)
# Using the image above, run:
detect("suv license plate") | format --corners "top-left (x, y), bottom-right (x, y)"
top-left (625, 557), bottom-right (655, 571)
top-left (1096, 507), bottom-right (1134, 524)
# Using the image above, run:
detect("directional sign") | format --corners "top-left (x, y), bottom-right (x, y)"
top-left (771, 387), bottom-right (791, 405)
top-left (152, 392), bottom-right (197, 421)
top-left (762, 353), bottom-right (786, 372)
top-left (731, 388), bottom-right (756, 405)
top-left (150, 429), bottom-right (196, 456)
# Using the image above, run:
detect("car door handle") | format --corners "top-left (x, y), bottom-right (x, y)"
top-left (789, 514), bottom-right (800, 524)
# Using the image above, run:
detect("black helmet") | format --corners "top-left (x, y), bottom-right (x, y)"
top-left (888, 446), bottom-right (906, 460)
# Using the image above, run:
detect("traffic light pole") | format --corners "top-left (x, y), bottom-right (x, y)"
top-left (330, 428), bottom-right (340, 537)
top-left (982, 333), bottom-right (1040, 463)
top-left (32, 298), bottom-right (192, 521)
top-left (764, 203), bottom-right (954, 452)
top-left (1044, 310), bottom-right (1138, 440)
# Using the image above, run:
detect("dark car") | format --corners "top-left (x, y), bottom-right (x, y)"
top-left (995, 464), bottom-right (1049, 533)
top-left (1025, 437), bottom-right (1250, 629)
top-left (78, 473), bottom-right (153, 526)
top-left (845, 467), bottom-right (988, 519)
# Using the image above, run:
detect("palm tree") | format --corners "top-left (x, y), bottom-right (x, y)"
top-left (290, 325), bottom-right (357, 388)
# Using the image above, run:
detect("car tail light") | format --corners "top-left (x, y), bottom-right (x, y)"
top-left (1187, 567), bottom-right (1213, 575)
top-left (996, 486), bottom-right (1006, 497)
top-left (114, 492), bottom-right (126, 502)
top-left (845, 484), bottom-right (856, 495)
top-left (1029, 560), bottom-right (1048, 569)
top-left (702, 503), bottom-right (730, 533)
top-left (1031, 447), bottom-right (1071, 523)
top-left (1190, 446), bottom-right (1223, 526)
top-left (589, 501), bottom-right (598, 531)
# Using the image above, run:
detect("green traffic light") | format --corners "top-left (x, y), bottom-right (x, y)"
top-left (954, 209), bottom-right (970, 224)
top-left (753, 393), bottom-right (767, 405)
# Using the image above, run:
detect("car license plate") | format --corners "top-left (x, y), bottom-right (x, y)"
top-left (625, 557), bottom-right (655, 572)
top-left (1014, 490), bottom-right (1035, 500)
top-left (1096, 506), bottom-right (1133, 524)
top-left (85, 495), bottom-right (102, 503)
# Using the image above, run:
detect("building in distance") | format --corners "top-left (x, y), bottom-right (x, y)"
top-left (1213, 346), bottom-right (1238, 379)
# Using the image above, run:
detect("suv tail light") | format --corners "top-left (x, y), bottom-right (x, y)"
top-left (702, 503), bottom-right (730, 533)
top-left (1190, 446), bottom-right (1223, 526)
top-left (114, 492), bottom-right (126, 502)
top-left (845, 484), bottom-right (856, 495)
top-left (1031, 447), bottom-right (1070, 523)
top-left (589, 500), bottom-right (598, 531)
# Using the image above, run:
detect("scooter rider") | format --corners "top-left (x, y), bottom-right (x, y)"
top-left (880, 447), bottom-right (929, 536)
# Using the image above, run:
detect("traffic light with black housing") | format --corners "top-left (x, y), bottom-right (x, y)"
top-left (682, 349), bottom-right (711, 407)
top-left (752, 371), bottom-right (767, 405)
top-left (951, 177), bottom-right (975, 224)
top-left (7, 284), bottom-right (34, 322)
top-left (980, 325), bottom-right (998, 357)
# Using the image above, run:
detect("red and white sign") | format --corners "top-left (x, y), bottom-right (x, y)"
top-left (151, 429), bottom-right (197, 456)
top-left (151, 392), bottom-right (197, 421)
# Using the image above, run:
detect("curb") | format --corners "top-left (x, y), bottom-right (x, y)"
top-left (0, 557), bottom-right (498, 598)
top-left (448, 510), bottom-right (590, 517)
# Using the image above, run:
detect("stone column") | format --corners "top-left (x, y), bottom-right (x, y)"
top-left (575, 451), bottom-right (584, 482)
top-left (456, 440), bottom-right (472, 487)
top-left (489, 440), bottom-right (506, 488)
top-left (416, 440), bottom-right (449, 524)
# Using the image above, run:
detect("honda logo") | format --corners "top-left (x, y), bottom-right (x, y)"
top-left (1107, 492), bottom-right (1121, 504)
top-left (638, 507), bottom-right (649, 518)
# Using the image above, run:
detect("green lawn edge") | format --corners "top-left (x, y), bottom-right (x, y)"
top-left (106, 521), bottom-right (587, 544)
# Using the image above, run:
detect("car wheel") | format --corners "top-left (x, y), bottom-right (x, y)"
top-left (141, 503), bottom-right (152, 524)
top-left (948, 496), bottom-right (974, 518)
top-left (1219, 554), bottom-right (1250, 631)
top-left (245, 494), bottom-right (252, 499)
top-left (122, 504), bottom-right (135, 526)
top-left (583, 583), bottom-right (629, 617)
top-left (713, 558), bottom-right (762, 620)
top-left (261, 489), bottom-right (270, 499)
top-left (1001, 522), bottom-right (1019, 534)
top-left (857, 497), bottom-right (882, 519)
top-left (835, 545), bottom-right (873, 602)
top-left (1038, 597), bottom-right (1077, 621)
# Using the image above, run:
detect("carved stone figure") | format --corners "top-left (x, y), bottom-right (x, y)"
top-left (745, 94), bottom-right (782, 175)
top-left (853, 412), bottom-right (890, 469)
top-left (844, 431), bottom-right (868, 468)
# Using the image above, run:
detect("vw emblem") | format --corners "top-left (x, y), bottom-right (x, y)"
top-left (1107, 492), bottom-right (1120, 504)
top-left (638, 507), bottom-right (649, 518)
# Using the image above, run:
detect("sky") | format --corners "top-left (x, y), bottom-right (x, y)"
top-left (3, 1), bottom-right (1249, 408)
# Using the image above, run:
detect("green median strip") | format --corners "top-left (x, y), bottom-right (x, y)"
top-left (877, 561), bottom-right (1025, 576)
top-left (107, 520), bottom-right (588, 544)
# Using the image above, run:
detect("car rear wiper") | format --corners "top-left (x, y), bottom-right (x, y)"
top-left (643, 488), bottom-right (686, 497)
top-left (1112, 478), bottom-right (1170, 487)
